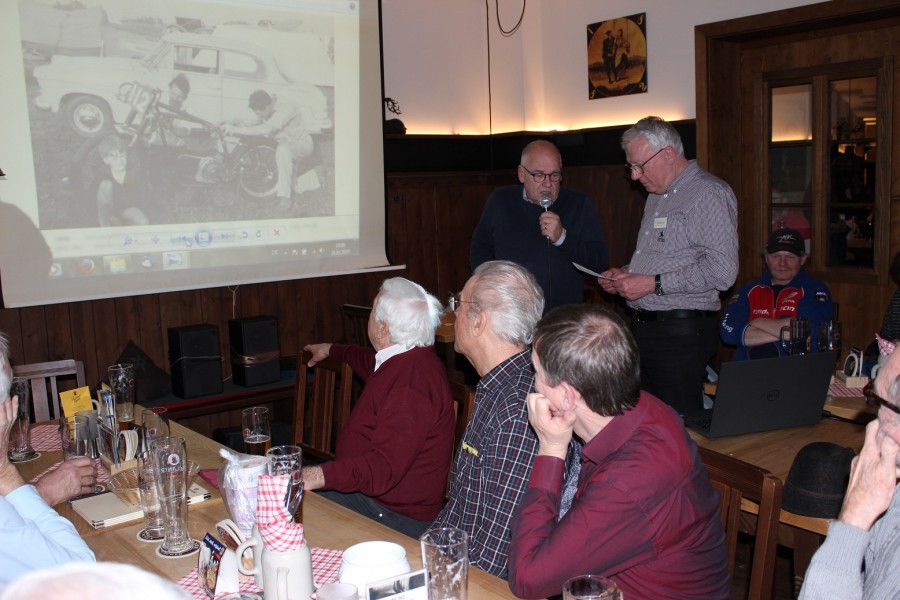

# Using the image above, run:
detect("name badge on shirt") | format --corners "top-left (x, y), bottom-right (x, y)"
top-left (462, 442), bottom-right (479, 457)
top-left (653, 217), bottom-right (667, 229)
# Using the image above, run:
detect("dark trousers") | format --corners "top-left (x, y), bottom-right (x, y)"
top-left (631, 312), bottom-right (719, 418)
top-left (317, 490), bottom-right (432, 539)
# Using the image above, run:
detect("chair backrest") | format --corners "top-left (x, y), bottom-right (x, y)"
top-left (340, 304), bottom-right (373, 348)
top-left (292, 350), bottom-right (353, 461)
top-left (699, 446), bottom-right (783, 600)
top-left (449, 380), bottom-right (475, 453)
top-left (12, 359), bottom-right (86, 423)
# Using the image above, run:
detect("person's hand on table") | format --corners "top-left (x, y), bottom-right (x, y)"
top-left (35, 457), bottom-right (97, 506)
top-left (301, 465), bottom-right (325, 491)
top-left (304, 343), bottom-right (332, 367)
top-left (838, 419), bottom-right (900, 532)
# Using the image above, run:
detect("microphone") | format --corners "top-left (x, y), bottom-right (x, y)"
top-left (539, 194), bottom-right (552, 211)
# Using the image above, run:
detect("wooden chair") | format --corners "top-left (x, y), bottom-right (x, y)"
top-left (699, 447), bottom-right (783, 600)
top-left (12, 359), bottom-right (86, 423)
top-left (340, 304), bottom-right (373, 348)
top-left (450, 380), bottom-right (475, 452)
top-left (292, 350), bottom-right (353, 461)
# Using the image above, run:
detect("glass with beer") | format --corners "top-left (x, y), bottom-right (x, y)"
top-left (241, 407), bottom-right (271, 456)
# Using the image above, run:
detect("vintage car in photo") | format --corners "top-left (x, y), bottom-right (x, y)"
top-left (32, 31), bottom-right (333, 137)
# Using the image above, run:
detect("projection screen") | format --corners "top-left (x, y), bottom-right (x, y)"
top-left (0, 0), bottom-right (388, 308)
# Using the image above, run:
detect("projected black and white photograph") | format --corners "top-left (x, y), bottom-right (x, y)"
top-left (19, 0), bottom-right (336, 229)
top-left (586, 13), bottom-right (647, 100)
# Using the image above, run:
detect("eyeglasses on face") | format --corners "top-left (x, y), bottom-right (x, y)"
top-left (448, 293), bottom-right (476, 313)
top-left (863, 380), bottom-right (900, 416)
top-left (626, 146), bottom-right (666, 177)
top-left (521, 165), bottom-right (562, 184)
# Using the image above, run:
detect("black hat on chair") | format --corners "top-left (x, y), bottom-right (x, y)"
top-left (782, 442), bottom-right (855, 519)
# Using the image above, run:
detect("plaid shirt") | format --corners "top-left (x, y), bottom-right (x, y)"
top-left (431, 350), bottom-right (537, 579)
top-left (627, 161), bottom-right (738, 312)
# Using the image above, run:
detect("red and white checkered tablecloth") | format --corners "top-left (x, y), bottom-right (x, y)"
top-left (30, 423), bottom-right (61, 451)
top-left (829, 380), bottom-right (865, 398)
top-left (176, 546), bottom-right (343, 599)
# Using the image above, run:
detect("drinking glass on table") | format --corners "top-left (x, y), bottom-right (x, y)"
top-left (108, 363), bottom-right (136, 431)
top-left (562, 575), bottom-right (622, 600)
top-left (8, 377), bottom-right (36, 462)
top-left (241, 407), bottom-right (271, 456)
top-left (420, 527), bottom-right (468, 600)
top-left (141, 406), bottom-right (169, 445)
top-left (151, 436), bottom-right (194, 555)
top-left (137, 450), bottom-right (164, 541)
top-left (817, 320), bottom-right (842, 354)
top-left (266, 445), bottom-right (304, 522)
top-left (59, 415), bottom-right (91, 461)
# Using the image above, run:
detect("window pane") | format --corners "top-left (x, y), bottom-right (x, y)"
top-left (827, 76), bottom-right (877, 268)
top-left (771, 146), bottom-right (812, 203)
top-left (772, 85), bottom-right (812, 142)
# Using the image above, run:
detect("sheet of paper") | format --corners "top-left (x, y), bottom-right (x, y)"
top-left (59, 386), bottom-right (94, 418)
top-left (572, 262), bottom-right (615, 280)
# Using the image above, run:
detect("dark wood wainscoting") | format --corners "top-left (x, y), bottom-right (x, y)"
top-left (0, 165), bottom-right (646, 387)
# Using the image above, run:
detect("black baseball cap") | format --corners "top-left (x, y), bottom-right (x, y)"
top-left (766, 228), bottom-right (805, 256)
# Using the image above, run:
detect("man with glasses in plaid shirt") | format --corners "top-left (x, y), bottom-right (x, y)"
top-left (599, 116), bottom-right (738, 418)
top-left (471, 140), bottom-right (608, 313)
top-left (432, 260), bottom-right (580, 579)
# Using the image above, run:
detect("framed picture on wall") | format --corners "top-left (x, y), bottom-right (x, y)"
top-left (587, 13), bottom-right (647, 99)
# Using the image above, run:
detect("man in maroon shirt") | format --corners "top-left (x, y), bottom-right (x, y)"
top-left (302, 277), bottom-right (455, 538)
top-left (508, 304), bottom-right (729, 599)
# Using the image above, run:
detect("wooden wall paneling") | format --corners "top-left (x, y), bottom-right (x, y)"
top-left (114, 295), bottom-right (142, 354)
top-left (135, 293), bottom-right (163, 361)
top-left (44, 302), bottom-right (72, 361)
top-left (276, 280), bottom-right (300, 357)
top-left (72, 301), bottom-right (99, 386)
top-left (19, 305), bottom-right (48, 364)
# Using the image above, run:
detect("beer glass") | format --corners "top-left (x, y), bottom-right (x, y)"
top-left (151, 436), bottom-right (194, 555)
top-left (779, 317), bottom-right (811, 355)
top-left (420, 527), bottom-right (468, 600)
top-left (60, 415), bottom-right (91, 461)
top-left (266, 445), bottom-right (304, 522)
top-left (8, 377), bottom-right (36, 462)
top-left (141, 406), bottom-right (169, 446)
top-left (817, 320), bottom-right (842, 354)
top-left (108, 363), bottom-right (136, 431)
top-left (241, 407), bottom-right (271, 456)
top-left (562, 575), bottom-right (622, 600)
top-left (137, 450), bottom-right (164, 541)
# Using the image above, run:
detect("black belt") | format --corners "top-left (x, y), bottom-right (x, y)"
top-left (631, 309), bottom-right (718, 323)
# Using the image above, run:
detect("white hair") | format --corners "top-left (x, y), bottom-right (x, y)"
top-left (469, 260), bottom-right (544, 345)
top-left (621, 116), bottom-right (684, 156)
top-left (0, 562), bottom-right (189, 600)
top-left (373, 277), bottom-right (443, 347)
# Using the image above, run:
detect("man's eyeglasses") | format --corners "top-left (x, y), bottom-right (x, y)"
top-left (448, 293), bottom-right (476, 313)
top-left (626, 146), bottom-right (666, 177)
top-left (521, 165), bottom-right (562, 184)
top-left (863, 380), bottom-right (900, 416)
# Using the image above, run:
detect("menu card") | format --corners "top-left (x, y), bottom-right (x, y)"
top-left (71, 483), bottom-right (211, 528)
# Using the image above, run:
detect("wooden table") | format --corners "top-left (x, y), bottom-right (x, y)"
top-left (688, 417), bottom-right (866, 579)
top-left (16, 420), bottom-right (518, 599)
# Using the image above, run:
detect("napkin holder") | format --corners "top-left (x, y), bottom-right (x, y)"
top-left (97, 421), bottom-right (138, 476)
top-left (199, 532), bottom-right (240, 598)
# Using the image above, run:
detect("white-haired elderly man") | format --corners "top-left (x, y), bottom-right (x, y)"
top-left (302, 277), bottom-right (455, 538)
top-left (799, 342), bottom-right (900, 597)
top-left (0, 332), bottom-right (95, 588)
top-left (430, 260), bottom-right (581, 580)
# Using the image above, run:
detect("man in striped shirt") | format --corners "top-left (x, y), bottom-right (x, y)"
top-left (599, 116), bottom-right (738, 417)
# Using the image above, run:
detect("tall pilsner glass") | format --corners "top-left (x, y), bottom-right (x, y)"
top-left (8, 378), bottom-right (35, 461)
top-left (151, 436), bottom-right (193, 555)
top-left (108, 363), bottom-right (136, 431)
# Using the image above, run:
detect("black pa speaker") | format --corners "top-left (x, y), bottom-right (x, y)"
top-left (168, 324), bottom-right (223, 398)
top-left (229, 316), bottom-right (281, 387)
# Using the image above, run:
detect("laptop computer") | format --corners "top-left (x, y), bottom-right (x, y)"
top-left (686, 351), bottom-right (838, 438)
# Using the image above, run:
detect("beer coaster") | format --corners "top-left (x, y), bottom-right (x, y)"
top-left (136, 528), bottom-right (164, 543)
top-left (156, 539), bottom-right (200, 558)
top-left (8, 451), bottom-right (40, 464)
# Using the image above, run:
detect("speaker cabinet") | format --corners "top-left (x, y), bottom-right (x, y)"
top-left (229, 316), bottom-right (281, 387)
top-left (168, 324), bottom-right (223, 398)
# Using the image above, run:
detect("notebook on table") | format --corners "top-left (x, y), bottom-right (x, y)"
top-left (686, 351), bottom-right (838, 438)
